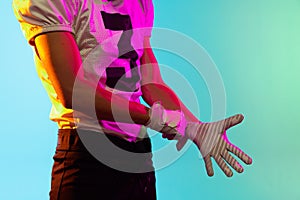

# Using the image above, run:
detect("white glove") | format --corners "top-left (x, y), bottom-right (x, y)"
top-left (146, 103), bottom-right (252, 177)
top-left (178, 114), bottom-right (252, 177)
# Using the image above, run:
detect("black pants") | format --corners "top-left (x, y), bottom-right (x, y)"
top-left (50, 129), bottom-right (156, 200)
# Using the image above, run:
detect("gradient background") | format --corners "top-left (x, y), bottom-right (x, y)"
top-left (1, 0), bottom-right (300, 199)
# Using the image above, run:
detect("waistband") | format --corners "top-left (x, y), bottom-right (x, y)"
top-left (56, 129), bottom-right (152, 153)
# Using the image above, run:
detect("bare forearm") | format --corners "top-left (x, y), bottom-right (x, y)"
top-left (140, 40), bottom-right (200, 123)
top-left (141, 83), bottom-right (199, 123)
top-left (66, 80), bottom-right (150, 125)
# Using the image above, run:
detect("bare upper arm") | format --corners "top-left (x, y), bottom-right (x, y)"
top-left (34, 31), bottom-right (82, 107)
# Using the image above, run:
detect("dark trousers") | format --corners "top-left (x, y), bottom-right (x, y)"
top-left (50, 129), bottom-right (156, 200)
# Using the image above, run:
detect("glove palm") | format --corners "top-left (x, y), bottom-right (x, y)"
top-left (178, 114), bottom-right (252, 177)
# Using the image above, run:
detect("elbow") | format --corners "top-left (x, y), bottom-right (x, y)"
top-left (62, 97), bottom-right (73, 110)
top-left (56, 86), bottom-right (74, 110)
top-left (63, 90), bottom-right (74, 110)
top-left (141, 82), bottom-right (166, 94)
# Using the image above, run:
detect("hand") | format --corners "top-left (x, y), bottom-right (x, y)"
top-left (177, 114), bottom-right (252, 177)
top-left (146, 103), bottom-right (252, 177)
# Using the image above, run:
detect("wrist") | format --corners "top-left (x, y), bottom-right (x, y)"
top-left (185, 121), bottom-right (203, 141)
top-left (146, 102), bottom-right (187, 136)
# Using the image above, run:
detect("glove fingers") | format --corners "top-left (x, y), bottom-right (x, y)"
top-left (222, 151), bottom-right (244, 173)
top-left (203, 155), bottom-right (214, 177)
top-left (224, 114), bottom-right (244, 130)
top-left (176, 136), bottom-right (188, 151)
top-left (214, 155), bottom-right (233, 177)
top-left (162, 133), bottom-right (177, 140)
top-left (227, 143), bottom-right (252, 165)
top-left (160, 126), bottom-right (179, 135)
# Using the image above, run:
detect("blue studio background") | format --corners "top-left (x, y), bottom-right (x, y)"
top-left (1, 0), bottom-right (300, 199)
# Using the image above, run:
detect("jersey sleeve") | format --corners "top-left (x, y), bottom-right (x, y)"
top-left (143, 0), bottom-right (154, 37)
top-left (12, 0), bottom-right (78, 45)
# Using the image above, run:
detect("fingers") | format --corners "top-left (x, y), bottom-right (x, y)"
top-left (222, 151), bottom-right (244, 173)
top-left (224, 114), bottom-right (244, 130)
top-left (176, 136), bottom-right (188, 151)
top-left (162, 133), bottom-right (176, 140)
top-left (203, 156), bottom-right (214, 176)
top-left (161, 126), bottom-right (179, 136)
top-left (214, 155), bottom-right (233, 177)
top-left (227, 143), bottom-right (252, 165)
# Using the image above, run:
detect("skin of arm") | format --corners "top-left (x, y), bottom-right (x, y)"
top-left (34, 32), bottom-right (251, 176)
top-left (34, 31), bottom-right (150, 125)
top-left (141, 36), bottom-right (200, 124)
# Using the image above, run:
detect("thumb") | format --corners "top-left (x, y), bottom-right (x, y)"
top-left (223, 114), bottom-right (244, 130)
top-left (176, 136), bottom-right (188, 151)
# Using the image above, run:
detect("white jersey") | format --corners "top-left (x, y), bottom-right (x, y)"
top-left (13, 0), bottom-right (154, 141)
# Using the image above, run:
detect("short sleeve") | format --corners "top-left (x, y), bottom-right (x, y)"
top-left (12, 0), bottom-right (78, 45)
top-left (143, 0), bottom-right (154, 37)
